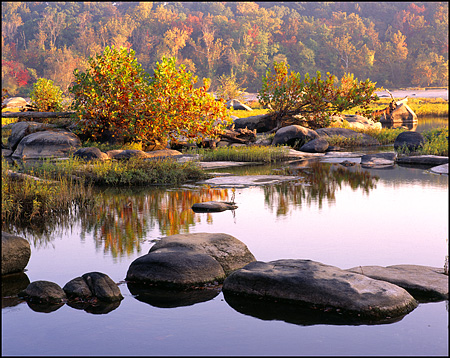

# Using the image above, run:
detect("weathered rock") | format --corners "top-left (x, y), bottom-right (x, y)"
top-left (126, 233), bottom-right (256, 287)
top-left (12, 130), bottom-right (81, 159)
top-left (346, 265), bottom-right (448, 301)
top-left (360, 152), bottom-right (397, 168)
top-left (192, 201), bottom-right (238, 212)
top-left (7, 121), bottom-right (57, 151)
top-left (73, 147), bottom-right (109, 161)
top-left (2, 149), bottom-right (13, 157)
top-left (316, 127), bottom-right (380, 146)
top-left (394, 131), bottom-right (424, 152)
top-left (222, 259), bottom-right (418, 320)
top-left (2, 232), bottom-right (31, 275)
top-left (106, 149), bottom-right (151, 160)
top-left (226, 99), bottom-right (253, 111)
top-left (233, 113), bottom-right (276, 133)
top-left (272, 125), bottom-right (319, 147)
top-left (144, 149), bottom-right (182, 159)
top-left (197, 174), bottom-right (300, 188)
top-left (19, 280), bottom-right (67, 304)
top-left (298, 138), bottom-right (329, 153)
top-left (397, 155), bottom-right (448, 166)
top-left (81, 272), bottom-right (123, 302)
top-left (389, 103), bottom-right (417, 123)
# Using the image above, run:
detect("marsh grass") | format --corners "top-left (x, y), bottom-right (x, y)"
top-left (29, 156), bottom-right (209, 186)
top-left (192, 145), bottom-right (290, 162)
top-left (2, 158), bottom-right (95, 226)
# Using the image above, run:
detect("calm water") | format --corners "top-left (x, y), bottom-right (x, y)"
top-left (2, 117), bottom-right (448, 356)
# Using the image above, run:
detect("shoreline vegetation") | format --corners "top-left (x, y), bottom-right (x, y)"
top-left (1, 95), bottom-right (448, 227)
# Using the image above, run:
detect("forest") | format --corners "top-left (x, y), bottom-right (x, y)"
top-left (1, 1), bottom-right (448, 97)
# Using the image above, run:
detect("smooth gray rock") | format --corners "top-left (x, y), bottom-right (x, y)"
top-left (346, 264), bottom-right (448, 301)
top-left (197, 175), bottom-right (300, 188)
top-left (360, 152), bottom-right (397, 168)
top-left (19, 280), bottom-right (67, 304)
top-left (223, 259), bottom-right (418, 320)
top-left (7, 121), bottom-right (57, 151)
top-left (192, 201), bottom-right (238, 212)
top-left (394, 131), bottom-right (424, 152)
top-left (2, 232), bottom-right (31, 275)
top-left (430, 163), bottom-right (448, 174)
top-left (81, 272), bottom-right (123, 302)
top-left (126, 233), bottom-right (256, 287)
top-left (226, 99), bottom-right (253, 111)
top-left (298, 138), bottom-right (329, 153)
top-left (12, 130), bottom-right (81, 159)
top-left (272, 125), bottom-right (319, 147)
top-left (316, 127), bottom-right (380, 146)
top-left (73, 147), bottom-right (109, 161)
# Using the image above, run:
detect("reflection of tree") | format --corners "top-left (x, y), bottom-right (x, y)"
top-left (79, 186), bottom-right (230, 259)
top-left (264, 162), bottom-right (378, 215)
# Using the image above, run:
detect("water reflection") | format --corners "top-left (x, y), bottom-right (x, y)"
top-left (265, 162), bottom-right (379, 213)
top-left (223, 292), bottom-right (406, 326)
top-left (79, 186), bottom-right (231, 259)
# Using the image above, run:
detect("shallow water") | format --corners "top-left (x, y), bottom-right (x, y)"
top-left (2, 157), bottom-right (448, 356)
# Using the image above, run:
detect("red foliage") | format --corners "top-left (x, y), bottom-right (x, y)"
top-left (2, 60), bottom-right (30, 87)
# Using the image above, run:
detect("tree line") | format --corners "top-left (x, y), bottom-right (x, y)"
top-left (2, 1), bottom-right (448, 97)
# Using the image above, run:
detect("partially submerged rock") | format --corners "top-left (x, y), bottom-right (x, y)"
top-left (397, 155), bottom-right (448, 166)
top-left (197, 174), bottom-right (300, 188)
top-left (394, 131), bottom-right (425, 152)
top-left (63, 272), bottom-right (123, 303)
top-left (192, 201), bottom-right (237, 212)
top-left (346, 264), bottom-right (448, 301)
top-left (126, 233), bottom-right (256, 287)
top-left (2, 232), bottom-right (31, 275)
top-left (360, 152), bottom-right (397, 168)
top-left (19, 280), bottom-right (67, 304)
top-left (430, 163), bottom-right (448, 174)
top-left (222, 259), bottom-right (418, 320)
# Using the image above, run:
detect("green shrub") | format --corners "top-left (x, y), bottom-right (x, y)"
top-left (215, 73), bottom-right (247, 102)
top-left (30, 78), bottom-right (64, 112)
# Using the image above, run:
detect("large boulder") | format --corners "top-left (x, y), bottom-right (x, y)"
top-left (126, 233), bottom-right (256, 287)
top-left (316, 127), bottom-right (380, 146)
top-left (272, 125), bottom-right (319, 147)
top-left (233, 113), bottom-right (276, 133)
top-left (222, 259), bottom-right (418, 320)
top-left (4, 97), bottom-right (28, 109)
top-left (12, 130), bottom-right (81, 159)
top-left (2, 232), bottom-right (31, 275)
top-left (7, 121), bottom-right (57, 151)
top-left (390, 103), bottom-right (417, 123)
top-left (394, 131), bottom-right (425, 152)
top-left (346, 265), bottom-right (448, 301)
top-left (19, 280), bottom-right (67, 304)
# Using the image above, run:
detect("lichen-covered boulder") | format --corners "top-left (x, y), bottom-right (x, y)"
top-left (2, 232), bottom-right (31, 275)
top-left (7, 121), bottom-right (57, 152)
top-left (223, 259), bottom-right (418, 320)
top-left (126, 233), bottom-right (256, 287)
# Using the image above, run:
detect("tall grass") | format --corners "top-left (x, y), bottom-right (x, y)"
top-left (192, 145), bottom-right (290, 162)
top-left (2, 158), bottom-right (95, 225)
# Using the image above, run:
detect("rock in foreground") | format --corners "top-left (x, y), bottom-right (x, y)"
top-left (2, 232), bottom-right (31, 275)
top-left (346, 264), bottom-right (448, 301)
top-left (126, 233), bottom-right (256, 287)
top-left (223, 259), bottom-right (418, 320)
